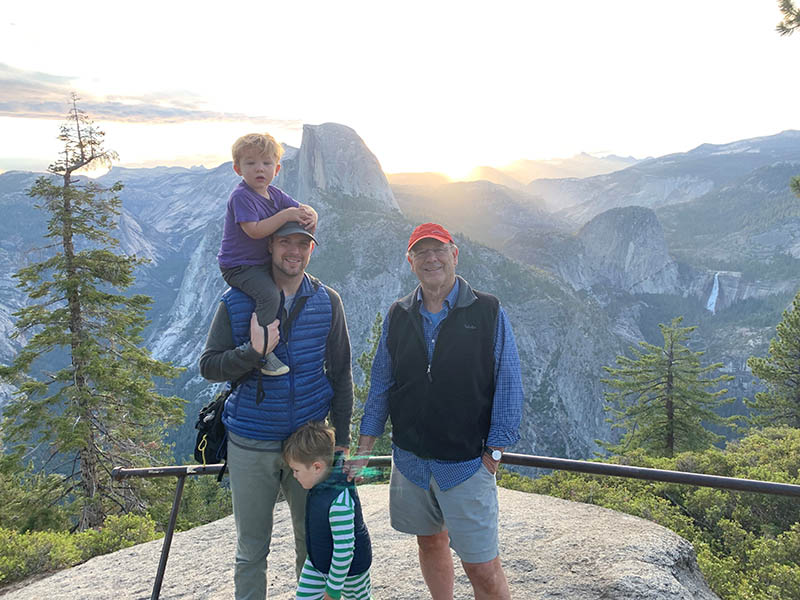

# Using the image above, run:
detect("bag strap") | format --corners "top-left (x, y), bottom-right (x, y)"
top-left (228, 370), bottom-right (249, 393)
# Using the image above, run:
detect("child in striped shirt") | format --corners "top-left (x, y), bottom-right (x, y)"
top-left (284, 422), bottom-right (373, 600)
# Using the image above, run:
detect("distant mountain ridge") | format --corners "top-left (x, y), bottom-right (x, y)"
top-left (502, 152), bottom-right (640, 184)
top-left (392, 180), bottom-right (568, 248)
top-left (463, 153), bottom-right (641, 189)
top-left (504, 206), bottom-right (680, 297)
top-left (381, 130), bottom-right (800, 417)
top-left (0, 123), bottom-right (631, 462)
top-left (528, 130), bottom-right (800, 222)
top-left (385, 172), bottom-right (450, 186)
top-left (1, 126), bottom-right (798, 462)
top-left (385, 152), bottom-right (639, 190)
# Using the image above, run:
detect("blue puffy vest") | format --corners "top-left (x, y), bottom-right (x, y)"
top-left (220, 275), bottom-right (334, 440)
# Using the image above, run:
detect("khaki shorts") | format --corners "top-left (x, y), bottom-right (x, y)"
top-left (389, 463), bottom-right (499, 564)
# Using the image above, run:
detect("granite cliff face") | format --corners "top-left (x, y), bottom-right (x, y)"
top-left (577, 207), bottom-right (680, 295)
top-left (0, 123), bottom-right (626, 462)
top-left (503, 206), bottom-right (679, 298)
top-left (1, 126), bottom-right (799, 461)
top-left (288, 123), bottom-right (399, 213)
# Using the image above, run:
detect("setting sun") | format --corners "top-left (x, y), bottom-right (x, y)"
top-left (1, 2), bottom-right (797, 176)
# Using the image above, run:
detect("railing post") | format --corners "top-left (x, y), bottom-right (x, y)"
top-left (151, 473), bottom-right (187, 600)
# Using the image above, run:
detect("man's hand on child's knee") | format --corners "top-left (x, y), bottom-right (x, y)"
top-left (250, 314), bottom-right (279, 355)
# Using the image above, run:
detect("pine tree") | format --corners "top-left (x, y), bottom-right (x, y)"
top-left (775, 2), bottom-right (800, 216)
top-left (0, 95), bottom-right (184, 529)
top-left (777, 0), bottom-right (800, 36)
top-left (601, 317), bottom-right (734, 458)
top-left (745, 290), bottom-right (800, 428)
top-left (350, 312), bottom-right (392, 458)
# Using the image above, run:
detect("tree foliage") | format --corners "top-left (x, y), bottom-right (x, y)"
top-left (777, 0), bottom-right (800, 35)
top-left (348, 313), bottom-right (391, 482)
top-left (746, 290), bottom-right (800, 427)
top-left (0, 95), bottom-right (184, 530)
top-left (0, 459), bottom-right (71, 534)
top-left (778, 2), bottom-right (800, 206)
top-left (602, 316), bottom-right (734, 457)
top-left (350, 312), bottom-right (392, 459)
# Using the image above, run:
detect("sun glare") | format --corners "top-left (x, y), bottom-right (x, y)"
top-left (437, 165), bottom-right (473, 183)
top-left (80, 166), bottom-right (112, 179)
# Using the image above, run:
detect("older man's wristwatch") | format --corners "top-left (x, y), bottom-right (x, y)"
top-left (488, 448), bottom-right (503, 461)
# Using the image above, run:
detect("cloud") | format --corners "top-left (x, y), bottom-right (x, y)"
top-left (0, 63), bottom-right (301, 128)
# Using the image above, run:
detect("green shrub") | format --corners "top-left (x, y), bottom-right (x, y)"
top-left (75, 513), bottom-right (158, 559)
top-left (0, 528), bottom-right (81, 584)
top-left (0, 513), bottom-right (159, 586)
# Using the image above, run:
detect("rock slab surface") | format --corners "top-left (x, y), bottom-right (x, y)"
top-left (0, 486), bottom-right (719, 600)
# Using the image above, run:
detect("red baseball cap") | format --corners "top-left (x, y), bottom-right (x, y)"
top-left (407, 223), bottom-right (454, 252)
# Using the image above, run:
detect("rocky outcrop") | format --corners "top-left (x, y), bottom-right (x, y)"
top-left (527, 171), bottom-right (714, 223)
top-left (577, 206), bottom-right (679, 295)
top-left (0, 486), bottom-right (719, 600)
top-left (505, 206), bottom-right (679, 298)
top-left (290, 123), bottom-right (399, 213)
top-left (687, 270), bottom-right (800, 313)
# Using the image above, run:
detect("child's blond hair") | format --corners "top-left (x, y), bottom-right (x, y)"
top-left (231, 133), bottom-right (284, 165)
top-left (283, 421), bottom-right (335, 468)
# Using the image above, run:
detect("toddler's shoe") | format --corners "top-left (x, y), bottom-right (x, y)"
top-left (261, 352), bottom-right (290, 376)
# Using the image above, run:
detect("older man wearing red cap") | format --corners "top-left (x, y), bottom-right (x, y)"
top-left (348, 223), bottom-right (523, 600)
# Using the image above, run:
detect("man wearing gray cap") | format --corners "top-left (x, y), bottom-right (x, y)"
top-left (200, 221), bottom-right (354, 600)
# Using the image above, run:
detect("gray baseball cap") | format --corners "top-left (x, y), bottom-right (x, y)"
top-left (273, 221), bottom-right (319, 245)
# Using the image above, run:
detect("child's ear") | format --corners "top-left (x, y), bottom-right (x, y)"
top-left (233, 162), bottom-right (242, 176)
top-left (274, 163), bottom-right (281, 176)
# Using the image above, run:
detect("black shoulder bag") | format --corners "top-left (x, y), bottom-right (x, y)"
top-left (196, 318), bottom-right (274, 479)
top-left (194, 377), bottom-right (244, 480)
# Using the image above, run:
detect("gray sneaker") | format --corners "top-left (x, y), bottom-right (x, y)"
top-left (261, 352), bottom-right (290, 376)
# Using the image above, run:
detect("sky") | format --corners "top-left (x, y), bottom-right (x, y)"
top-left (1, 0), bottom-right (798, 179)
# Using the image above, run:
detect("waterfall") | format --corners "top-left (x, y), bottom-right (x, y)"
top-left (706, 272), bottom-right (720, 314)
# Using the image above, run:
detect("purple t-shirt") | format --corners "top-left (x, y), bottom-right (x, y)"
top-left (217, 181), bottom-right (299, 268)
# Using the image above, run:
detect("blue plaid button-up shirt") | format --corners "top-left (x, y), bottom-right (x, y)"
top-left (360, 278), bottom-right (523, 491)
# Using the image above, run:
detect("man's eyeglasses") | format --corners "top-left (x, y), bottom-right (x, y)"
top-left (409, 246), bottom-right (452, 260)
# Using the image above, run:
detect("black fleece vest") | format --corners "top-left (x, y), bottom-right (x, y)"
top-left (305, 469), bottom-right (371, 576)
top-left (386, 289), bottom-right (499, 461)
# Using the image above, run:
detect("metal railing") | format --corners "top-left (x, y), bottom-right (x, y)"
top-left (500, 453), bottom-right (800, 497)
top-left (111, 453), bottom-right (800, 599)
